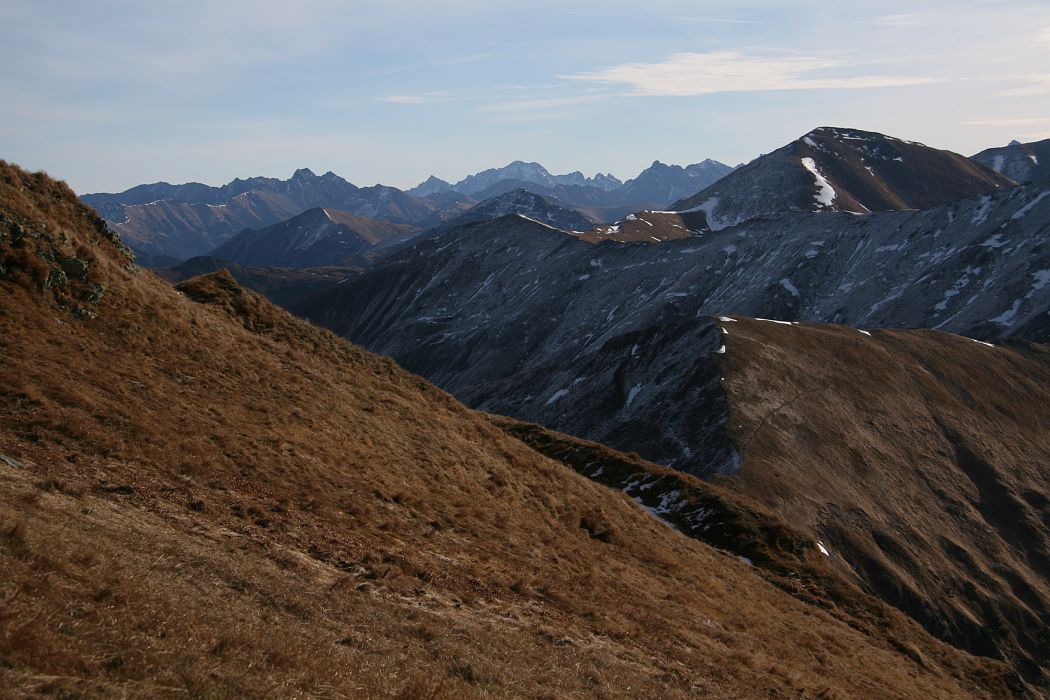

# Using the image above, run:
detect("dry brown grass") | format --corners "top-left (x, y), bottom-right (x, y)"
top-left (0, 161), bottom-right (1024, 698)
top-left (714, 316), bottom-right (1050, 691)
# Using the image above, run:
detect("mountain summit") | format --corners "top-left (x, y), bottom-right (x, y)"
top-left (672, 127), bottom-right (1014, 229)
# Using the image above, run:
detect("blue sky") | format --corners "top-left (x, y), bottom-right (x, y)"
top-left (2, 0), bottom-right (1049, 193)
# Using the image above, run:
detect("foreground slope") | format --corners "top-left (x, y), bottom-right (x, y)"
top-left (672, 127), bottom-right (1015, 229)
top-left (1, 161), bottom-right (1021, 697)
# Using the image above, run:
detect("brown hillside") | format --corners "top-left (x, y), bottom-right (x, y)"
top-left (0, 161), bottom-right (1024, 697)
top-left (577, 210), bottom-right (708, 243)
top-left (714, 317), bottom-right (1050, 687)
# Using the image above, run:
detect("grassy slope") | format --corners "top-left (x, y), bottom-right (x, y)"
top-left (0, 161), bottom-right (1020, 698)
top-left (715, 317), bottom-right (1050, 688)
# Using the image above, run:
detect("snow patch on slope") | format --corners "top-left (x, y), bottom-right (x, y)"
top-left (681, 197), bottom-right (731, 231)
top-left (800, 157), bottom-right (836, 208)
top-left (545, 388), bottom-right (569, 406)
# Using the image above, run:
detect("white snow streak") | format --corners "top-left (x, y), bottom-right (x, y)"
top-left (971, 196), bottom-right (992, 225)
top-left (545, 388), bottom-right (569, 406)
top-left (1031, 269), bottom-right (1050, 293)
top-left (800, 157), bottom-right (836, 207)
top-left (1011, 190), bottom-right (1050, 220)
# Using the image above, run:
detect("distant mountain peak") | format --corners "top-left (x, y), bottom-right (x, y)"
top-left (407, 175), bottom-right (454, 197)
top-left (972, 137), bottom-right (1050, 183)
top-left (437, 187), bottom-right (596, 232)
top-left (671, 126), bottom-right (1014, 228)
top-left (208, 206), bottom-right (418, 268)
top-left (291, 167), bottom-right (318, 180)
top-left (619, 159), bottom-right (735, 207)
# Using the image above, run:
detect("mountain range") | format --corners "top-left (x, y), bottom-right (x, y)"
top-left (411, 160), bottom-right (625, 195)
top-left (82, 158), bottom-right (737, 265)
top-left (5, 160), bottom-right (1032, 697)
top-left (80, 168), bottom-right (466, 263)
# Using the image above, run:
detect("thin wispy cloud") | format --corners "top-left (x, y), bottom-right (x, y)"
top-left (962, 117), bottom-right (1050, 127)
top-left (551, 10), bottom-right (764, 24)
top-left (564, 51), bottom-right (935, 97)
top-left (873, 13), bottom-right (939, 27)
top-left (380, 92), bottom-right (451, 104)
top-left (481, 95), bottom-right (607, 112)
top-left (998, 74), bottom-right (1050, 96)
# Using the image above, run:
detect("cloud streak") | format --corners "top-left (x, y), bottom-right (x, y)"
top-left (380, 92), bottom-right (451, 104)
top-left (962, 117), bottom-right (1050, 127)
top-left (564, 51), bottom-right (936, 97)
top-left (998, 74), bottom-right (1050, 96)
top-left (481, 95), bottom-right (607, 112)
top-left (872, 13), bottom-right (939, 28)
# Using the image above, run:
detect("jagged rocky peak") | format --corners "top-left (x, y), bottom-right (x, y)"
top-left (590, 172), bottom-right (625, 190)
top-left (620, 159), bottom-right (735, 207)
top-left (291, 167), bottom-right (317, 180)
top-left (450, 161), bottom-right (630, 196)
